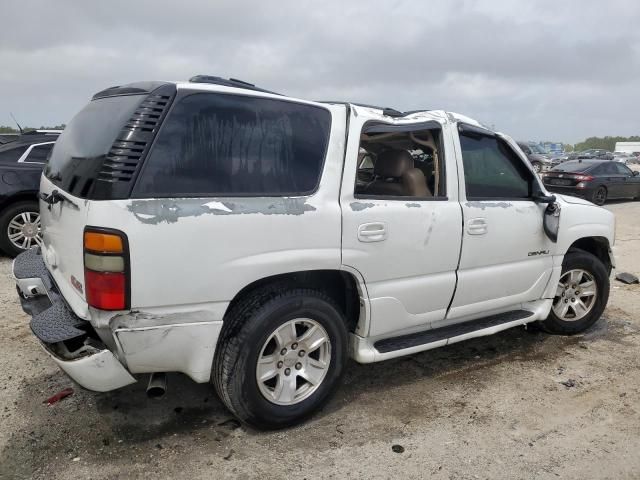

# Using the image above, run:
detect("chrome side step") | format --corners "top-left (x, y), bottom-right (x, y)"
top-left (350, 309), bottom-right (539, 363)
top-left (374, 310), bottom-right (533, 353)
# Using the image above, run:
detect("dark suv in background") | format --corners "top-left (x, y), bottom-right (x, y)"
top-left (0, 130), bottom-right (60, 256)
top-left (516, 141), bottom-right (553, 173)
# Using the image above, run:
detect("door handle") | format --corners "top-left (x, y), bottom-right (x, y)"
top-left (467, 217), bottom-right (487, 235)
top-left (358, 222), bottom-right (387, 242)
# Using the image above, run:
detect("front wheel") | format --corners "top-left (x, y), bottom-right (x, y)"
top-left (212, 288), bottom-right (348, 429)
top-left (0, 201), bottom-right (42, 257)
top-left (541, 250), bottom-right (609, 334)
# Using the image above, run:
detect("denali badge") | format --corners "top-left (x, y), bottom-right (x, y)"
top-left (528, 250), bottom-right (550, 257)
top-left (70, 275), bottom-right (83, 294)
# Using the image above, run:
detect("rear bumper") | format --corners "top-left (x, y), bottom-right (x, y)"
top-left (13, 248), bottom-right (223, 391)
top-left (13, 248), bottom-right (136, 392)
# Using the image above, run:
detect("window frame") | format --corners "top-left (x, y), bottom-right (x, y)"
top-left (19, 142), bottom-right (55, 164)
top-left (353, 120), bottom-right (448, 202)
top-left (458, 125), bottom-right (538, 202)
top-left (131, 91), bottom-right (333, 199)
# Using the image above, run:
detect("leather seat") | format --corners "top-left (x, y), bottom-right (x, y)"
top-left (364, 149), bottom-right (431, 197)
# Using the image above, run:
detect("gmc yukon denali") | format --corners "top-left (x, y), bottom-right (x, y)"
top-left (12, 76), bottom-right (616, 429)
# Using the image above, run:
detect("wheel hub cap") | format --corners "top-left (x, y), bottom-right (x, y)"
top-left (552, 269), bottom-right (597, 321)
top-left (7, 211), bottom-right (42, 250)
top-left (256, 318), bottom-right (331, 406)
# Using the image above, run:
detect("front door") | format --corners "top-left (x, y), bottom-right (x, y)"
top-left (340, 109), bottom-right (463, 338)
top-left (447, 127), bottom-right (554, 322)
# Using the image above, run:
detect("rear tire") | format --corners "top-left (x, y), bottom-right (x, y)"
top-left (212, 287), bottom-right (348, 429)
top-left (591, 186), bottom-right (607, 206)
top-left (541, 250), bottom-right (609, 335)
top-left (0, 200), bottom-right (41, 258)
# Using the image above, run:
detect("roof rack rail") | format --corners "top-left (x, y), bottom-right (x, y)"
top-left (189, 75), bottom-right (280, 95)
top-left (382, 108), bottom-right (404, 118)
top-left (320, 101), bottom-right (407, 117)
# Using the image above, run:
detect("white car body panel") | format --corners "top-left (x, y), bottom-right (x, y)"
top-left (24, 82), bottom-right (616, 392)
top-left (340, 107), bottom-right (462, 337)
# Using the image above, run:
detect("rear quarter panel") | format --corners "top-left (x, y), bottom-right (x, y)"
top-left (85, 106), bottom-right (347, 317)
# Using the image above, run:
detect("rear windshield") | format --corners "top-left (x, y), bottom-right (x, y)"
top-left (551, 161), bottom-right (597, 173)
top-left (133, 93), bottom-right (332, 197)
top-left (45, 95), bottom-right (145, 191)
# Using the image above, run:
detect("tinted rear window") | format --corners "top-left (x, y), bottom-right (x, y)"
top-left (44, 95), bottom-right (146, 189)
top-left (133, 93), bottom-right (332, 197)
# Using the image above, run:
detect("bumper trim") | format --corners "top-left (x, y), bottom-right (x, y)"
top-left (41, 344), bottom-right (136, 392)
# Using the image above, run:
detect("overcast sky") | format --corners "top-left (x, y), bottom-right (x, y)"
top-left (1, 0), bottom-right (638, 144)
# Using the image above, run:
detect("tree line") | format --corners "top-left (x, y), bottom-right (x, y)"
top-left (572, 136), bottom-right (640, 152)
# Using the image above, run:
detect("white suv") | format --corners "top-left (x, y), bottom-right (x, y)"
top-left (13, 75), bottom-right (615, 428)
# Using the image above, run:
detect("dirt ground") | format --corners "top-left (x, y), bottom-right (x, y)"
top-left (1, 201), bottom-right (639, 480)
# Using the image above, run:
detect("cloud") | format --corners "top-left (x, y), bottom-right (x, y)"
top-left (0, 0), bottom-right (638, 143)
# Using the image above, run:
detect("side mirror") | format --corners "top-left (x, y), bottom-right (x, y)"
top-left (533, 193), bottom-right (557, 204)
top-left (633, 171), bottom-right (639, 177)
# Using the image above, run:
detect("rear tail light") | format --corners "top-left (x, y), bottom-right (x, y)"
top-left (83, 228), bottom-right (129, 310)
top-left (574, 175), bottom-right (594, 181)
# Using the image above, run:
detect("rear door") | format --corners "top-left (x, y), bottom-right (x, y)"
top-left (598, 162), bottom-right (626, 198)
top-left (612, 162), bottom-right (640, 198)
top-left (341, 109), bottom-right (463, 338)
top-left (448, 125), bottom-right (553, 321)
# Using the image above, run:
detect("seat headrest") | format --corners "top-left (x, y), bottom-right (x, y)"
top-left (374, 150), bottom-right (414, 178)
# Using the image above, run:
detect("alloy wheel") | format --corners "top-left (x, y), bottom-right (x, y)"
top-left (552, 269), bottom-right (597, 321)
top-left (7, 211), bottom-right (41, 251)
top-left (256, 318), bottom-right (331, 406)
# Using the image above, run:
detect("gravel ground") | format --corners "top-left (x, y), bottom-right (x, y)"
top-left (1, 201), bottom-right (639, 480)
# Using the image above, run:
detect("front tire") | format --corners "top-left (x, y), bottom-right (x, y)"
top-left (0, 201), bottom-right (41, 257)
top-left (541, 250), bottom-right (609, 335)
top-left (212, 288), bottom-right (348, 429)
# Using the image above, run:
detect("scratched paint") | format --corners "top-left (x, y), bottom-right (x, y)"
top-left (465, 201), bottom-right (513, 210)
top-left (127, 197), bottom-right (316, 224)
top-left (350, 202), bottom-right (375, 211)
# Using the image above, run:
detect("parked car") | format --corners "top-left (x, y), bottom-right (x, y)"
top-left (576, 149), bottom-right (613, 160)
top-left (0, 133), bottom-right (20, 145)
top-left (612, 152), bottom-right (633, 164)
top-left (550, 153), bottom-right (572, 167)
top-left (542, 159), bottom-right (640, 205)
top-left (516, 141), bottom-right (553, 172)
top-left (0, 130), bottom-right (61, 256)
top-left (13, 76), bottom-right (615, 429)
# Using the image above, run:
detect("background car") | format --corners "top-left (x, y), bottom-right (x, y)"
top-left (0, 130), bottom-right (60, 256)
top-left (516, 141), bottom-right (553, 172)
top-left (542, 159), bottom-right (640, 205)
top-left (576, 149), bottom-right (614, 160)
top-left (613, 152), bottom-right (633, 164)
top-left (550, 152), bottom-right (573, 166)
top-left (0, 133), bottom-right (19, 145)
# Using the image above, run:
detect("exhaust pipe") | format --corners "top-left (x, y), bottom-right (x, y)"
top-left (146, 372), bottom-right (167, 399)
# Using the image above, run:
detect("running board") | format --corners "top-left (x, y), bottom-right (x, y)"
top-left (374, 310), bottom-right (534, 353)
top-left (350, 304), bottom-right (551, 363)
